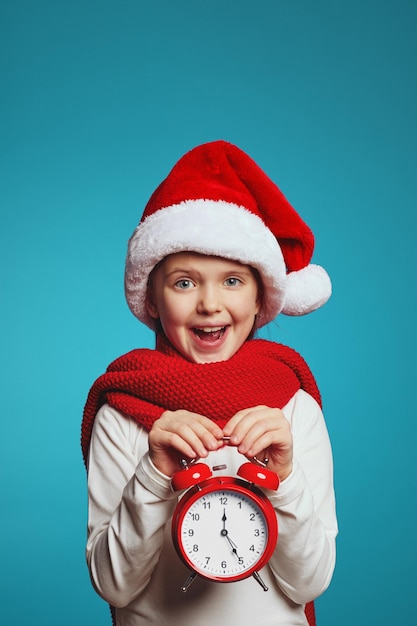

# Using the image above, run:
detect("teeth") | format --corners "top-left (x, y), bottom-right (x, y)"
top-left (196, 326), bottom-right (224, 333)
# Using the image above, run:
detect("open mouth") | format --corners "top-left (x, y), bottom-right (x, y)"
top-left (192, 326), bottom-right (227, 342)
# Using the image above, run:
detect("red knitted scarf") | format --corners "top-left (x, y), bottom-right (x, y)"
top-left (81, 335), bottom-right (319, 626)
top-left (82, 335), bottom-right (321, 464)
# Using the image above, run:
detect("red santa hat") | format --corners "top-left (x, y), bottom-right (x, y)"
top-left (125, 140), bottom-right (331, 329)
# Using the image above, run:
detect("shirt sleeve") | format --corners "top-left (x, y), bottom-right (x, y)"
top-left (266, 389), bottom-right (338, 604)
top-left (86, 404), bottom-right (178, 608)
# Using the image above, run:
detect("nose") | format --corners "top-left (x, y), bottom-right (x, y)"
top-left (196, 284), bottom-right (222, 315)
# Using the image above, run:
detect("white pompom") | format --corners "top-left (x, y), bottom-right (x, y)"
top-left (282, 264), bottom-right (332, 316)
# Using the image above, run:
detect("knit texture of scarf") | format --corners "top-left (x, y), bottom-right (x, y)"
top-left (81, 334), bottom-right (320, 626)
top-left (82, 335), bottom-right (321, 465)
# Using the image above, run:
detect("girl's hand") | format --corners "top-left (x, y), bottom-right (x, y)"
top-left (148, 410), bottom-right (224, 477)
top-left (223, 406), bottom-right (293, 480)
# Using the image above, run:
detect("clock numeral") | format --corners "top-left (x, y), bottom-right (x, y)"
top-left (204, 557), bottom-right (211, 566)
top-left (221, 560), bottom-right (227, 569)
top-left (203, 501), bottom-right (211, 510)
top-left (190, 513), bottom-right (200, 521)
top-left (188, 529), bottom-right (194, 537)
top-left (193, 544), bottom-right (199, 552)
top-left (254, 529), bottom-right (260, 536)
top-left (249, 513), bottom-right (256, 521)
top-left (219, 496), bottom-right (228, 505)
top-left (249, 544), bottom-right (255, 552)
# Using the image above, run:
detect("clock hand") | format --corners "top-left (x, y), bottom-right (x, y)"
top-left (221, 528), bottom-right (242, 560)
top-left (222, 508), bottom-right (227, 532)
top-left (225, 534), bottom-right (240, 555)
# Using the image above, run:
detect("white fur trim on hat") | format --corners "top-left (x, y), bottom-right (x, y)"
top-left (125, 199), bottom-right (287, 329)
top-left (282, 264), bottom-right (332, 316)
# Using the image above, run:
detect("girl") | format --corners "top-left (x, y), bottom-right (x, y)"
top-left (82, 140), bottom-right (337, 626)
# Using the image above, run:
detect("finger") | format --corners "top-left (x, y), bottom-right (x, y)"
top-left (222, 406), bottom-right (267, 442)
top-left (161, 410), bottom-right (224, 441)
top-left (224, 406), bottom-right (278, 445)
top-left (156, 430), bottom-right (206, 460)
top-left (240, 430), bottom-right (286, 458)
top-left (237, 420), bottom-right (286, 456)
top-left (172, 422), bottom-right (222, 457)
top-left (152, 413), bottom-right (223, 458)
top-left (173, 414), bottom-right (224, 453)
top-left (224, 408), bottom-right (292, 460)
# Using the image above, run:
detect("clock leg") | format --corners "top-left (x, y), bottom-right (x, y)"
top-left (181, 571), bottom-right (198, 592)
top-left (252, 571), bottom-right (268, 591)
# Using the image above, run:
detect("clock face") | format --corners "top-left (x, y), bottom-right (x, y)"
top-left (173, 478), bottom-right (276, 582)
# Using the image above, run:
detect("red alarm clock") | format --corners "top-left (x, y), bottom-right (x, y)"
top-left (171, 450), bottom-right (279, 592)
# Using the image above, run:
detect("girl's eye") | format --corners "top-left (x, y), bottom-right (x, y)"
top-left (175, 279), bottom-right (193, 289)
top-left (224, 277), bottom-right (242, 287)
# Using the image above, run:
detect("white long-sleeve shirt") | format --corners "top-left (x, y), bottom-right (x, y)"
top-left (86, 389), bottom-right (337, 625)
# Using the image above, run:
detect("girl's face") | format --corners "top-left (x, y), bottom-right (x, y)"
top-left (146, 253), bottom-right (261, 364)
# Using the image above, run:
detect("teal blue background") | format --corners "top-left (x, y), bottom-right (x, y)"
top-left (1, 1), bottom-right (416, 624)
